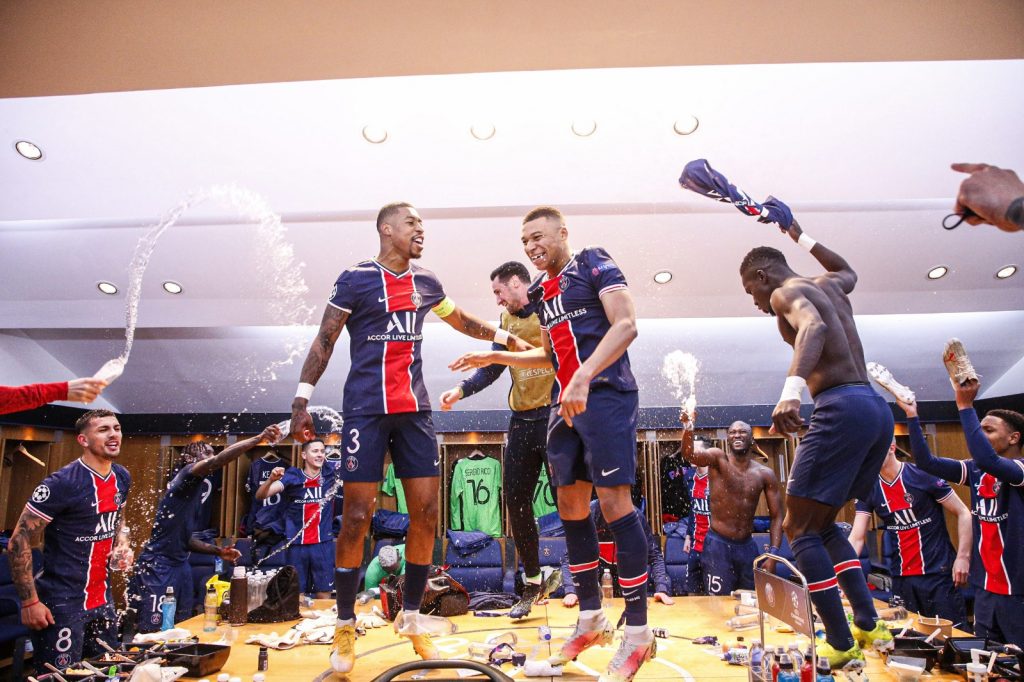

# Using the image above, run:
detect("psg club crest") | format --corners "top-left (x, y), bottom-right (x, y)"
top-left (411, 292), bottom-right (423, 308)
top-left (559, 276), bottom-right (571, 292)
top-left (345, 455), bottom-right (359, 472)
top-left (31, 484), bottom-right (50, 503)
top-left (114, 492), bottom-right (124, 506)
top-left (56, 653), bottom-right (72, 667)
top-left (903, 493), bottom-right (914, 505)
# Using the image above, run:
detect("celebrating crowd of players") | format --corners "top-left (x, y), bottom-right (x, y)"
top-left (5, 163), bottom-right (1024, 680)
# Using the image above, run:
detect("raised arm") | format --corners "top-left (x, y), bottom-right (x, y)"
top-left (954, 380), bottom-right (1024, 485)
top-left (899, 397), bottom-right (965, 482)
top-left (291, 306), bottom-right (349, 440)
top-left (784, 220), bottom-right (857, 293)
top-left (449, 329), bottom-right (553, 372)
top-left (256, 467), bottom-right (286, 501)
top-left (685, 441), bottom-right (722, 468)
top-left (7, 508), bottom-right (53, 629)
top-left (190, 424), bottom-right (282, 478)
top-left (437, 305), bottom-right (531, 351)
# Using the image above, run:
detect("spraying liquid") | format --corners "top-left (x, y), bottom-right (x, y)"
top-left (662, 351), bottom-right (700, 425)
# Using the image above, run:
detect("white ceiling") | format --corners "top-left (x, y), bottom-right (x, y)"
top-left (1, 59), bottom-right (1023, 416)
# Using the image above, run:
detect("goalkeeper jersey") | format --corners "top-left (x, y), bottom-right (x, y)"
top-left (380, 463), bottom-right (408, 514)
top-left (533, 467), bottom-right (557, 517)
top-left (450, 455), bottom-right (502, 537)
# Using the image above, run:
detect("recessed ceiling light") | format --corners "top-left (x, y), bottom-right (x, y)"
top-left (15, 140), bottom-right (43, 160)
top-left (470, 123), bottom-right (496, 141)
top-left (571, 119), bottom-right (597, 137)
top-left (361, 125), bottom-right (388, 144)
top-left (97, 281), bottom-right (118, 295)
top-left (927, 266), bottom-right (949, 280)
top-left (673, 116), bottom-right (700, 136)
top-left (162, 281), bottom-right (183, 294)
top-left (996, 265), bottom-right (1018, 279)
top-left (653, 270), bottom-right (673, 284)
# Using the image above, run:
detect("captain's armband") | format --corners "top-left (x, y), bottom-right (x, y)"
top-left (432, 297), bottom-right (456, 318)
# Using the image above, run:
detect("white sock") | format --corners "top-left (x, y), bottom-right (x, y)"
top-left (337, 617), bottom-right (355, 627)
top-left (624, 624), bottom-right (653, 644)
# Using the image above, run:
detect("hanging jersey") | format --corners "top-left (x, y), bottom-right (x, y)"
top-left (690, 472), bottom-right (711, 552)
top-left (26, 459), bottom-right (131, 613)
top-left (533, 467), bottom-right (558, 518)
top-left (281, 462), bottom-right (339, 545)
top-left (245, 457), bottom-right (285, 534)
top-left (196, 469), bottom-right (222, 532)
top-left (449, 456), bottom-right (503, 537)
top-left (855, 463), bottom-right (956, 577)
top-left (136, 464), bottom-right (207, 571)
top-left (531, 247), bottom-right (637, 404)
top-left (660, 454), bottom-right (692, 519)
top-left (951, 459), bottom-right (1024, 595)
top-left (327, 259), bottom-right (447, 416)
top-left (381, 463), bottom-right (408, 514)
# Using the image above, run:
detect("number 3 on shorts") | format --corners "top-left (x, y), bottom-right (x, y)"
top-left (346, 428), bottom-right (361, 454)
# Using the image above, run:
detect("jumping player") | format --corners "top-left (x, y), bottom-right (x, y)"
top-left (739, 220), bottom-right (894, 667)
top-left (7, 410), bottom-right (132, 671)
top-left (897, 367), bottom-right (1024, 647)
top-left (849, 440), bottom-right (971, 625)
top-left (439, 260), bottom-right (558, 619)
top-left (686, 421), bottom-right (784, 594)
top-left (256, 438), bottom-right (338, 598)
top-left (129, 425), bottom-right (280, 632)
top-left (450, 206), bottom-right (652, 682)
top-left (289, 202), bottom-right (529, 676)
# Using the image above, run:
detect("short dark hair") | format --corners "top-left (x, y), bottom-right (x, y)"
top-left (302, 438), bottom-right (325, 453)
top-left (740, 246), bottom-right (787, 275)
top-left (523, 206), bottom-right (564, 225)
top-left (75, 409), bottom-right (116, 434)
top-left (490, 261), bottom-right (530, 284)
top-left (376, 202), bottom-right (415, 232)
top-left (987, 409), bottom-right (1024, 438)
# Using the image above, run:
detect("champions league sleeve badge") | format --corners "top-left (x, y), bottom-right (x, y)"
top-left (31, 484), bottom-right (50, 503)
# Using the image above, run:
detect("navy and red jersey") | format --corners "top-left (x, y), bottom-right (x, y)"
top-left (136, 464), bottom-right (207, 570)
top-left (328, 259), bottom-right (447, 416)
top-left (281, 462), bottom-right (339, 544)
top-left (689, 471), bottom-right (711, 552)
top-left (245, 457), bottom-right (285, 534)
top-left (26, 459), bottom-right (131, 613)
top-left (531, 247), bottom-right (637, 404)
top-left (855, 462), bottom-right (956, 577)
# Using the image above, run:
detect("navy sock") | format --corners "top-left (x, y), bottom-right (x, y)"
top-left (608, 510), bottom-right (649, 626)
top-left (402, 562), bottom-right (431, 612)
top-left (822, 524), bottom-right (878, 631)
top-left (791, 533), bottom-right (855, 651)
top-left (335, 567), bottom-right (361, 620)
top-left (563, 516), bottom-right (602, 611)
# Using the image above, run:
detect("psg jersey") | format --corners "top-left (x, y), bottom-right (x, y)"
top-left (137, 464), bottom-right (207, 570)
top-left (26, 459), bottom-right (131, 613)
top-left (328, 259), bottom-right (447, 416)
top-left (531, 247), bottom-right (637, 403)
top-left (855, 463), bottom-right (956, 577)
top-left (281, 462), bottom-right (339, 544)
top-left (246, 457), bottom-right (285, 534)
top-left (690, 471), bottom-right (711, 552)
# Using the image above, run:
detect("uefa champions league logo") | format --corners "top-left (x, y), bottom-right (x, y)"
top-left (31, 484), bottom-right (50, 503)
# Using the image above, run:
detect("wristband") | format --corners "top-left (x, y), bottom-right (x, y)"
top-left (20, 598), bottom-right (39, 610)
top-left (295, 382), bottom-right (315, 400)
top-left (780, 375), bottom-right (807, 403)
top-left (767, 545), bottom-right (781, 555)
top-left (493, 328), bottom-right (510, 346)
top-left (797, 233), bottom-right (817, 251)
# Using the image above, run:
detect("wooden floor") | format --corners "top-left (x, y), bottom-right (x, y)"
top-left (180, 597), bottom-right (965, 681)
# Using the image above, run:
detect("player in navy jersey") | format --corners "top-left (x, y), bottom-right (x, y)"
top-left (256, 439), bottom-right (338, 598)
top-left (740, 220), bottom-right (894, 668)
top-left (7, 410), bottom-right (132, 671)
top-left (850, 440), bottom-right (971, 624)
top-left (896, 377), bottom-right (1024, 647)
top-left (288, 202), bottom-right (530, 676)
top-left (129, 424), bottom-right (280, 633)
top-left (245, 450), bottom-right (287, 562)
top-left (450, 206), bottom-right (653, 682)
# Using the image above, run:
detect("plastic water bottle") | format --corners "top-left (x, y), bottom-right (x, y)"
top-left (777, 654), bottom-right (799, 682)
top-left (204, 584), bottom-right (219, 632)
top-left (160, 586), bottom-right (176, 631)
top-left (214, 555), bottom-right (223, 575)
top-left (601, 570), bottom-right (613, 605)
top-left (814, 657), bottom-right (834, 681)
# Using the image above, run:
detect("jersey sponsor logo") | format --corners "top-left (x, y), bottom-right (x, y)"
top-left (345, 455), bottom-right (358, 472)
top-left (367, 311), bottom-right (422, 342)
top-left (31, 484), bottom-right (50, 503)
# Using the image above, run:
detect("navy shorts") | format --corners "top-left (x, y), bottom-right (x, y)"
top-left (891, 573), bottom-right (966, 625)
top-left (339, 411), bottom-right (439, 482)
top-left (701, 530), bottom-right (758, 595)
top-left (31, 604), bottom-right (117, 671)
top-left (788, 383), bottom-right (894, 507)
top-left (288, 540), bottom-right (335, 593)
top-left (128, 560), bottom-right (195, 633)
top-left (974, 589), bottom-right (1024, 648)
top-left (546, 388), bottom-right (639, 488)
top-left (685, 550), bottom-right (706, 595)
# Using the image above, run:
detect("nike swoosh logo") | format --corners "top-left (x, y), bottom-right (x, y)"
top-left (433, 458), bottom-right (441, 467)
top-left (601, 467), bottom-right (620, 477)
top-left (378, 296), bottom-right (389, 303)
